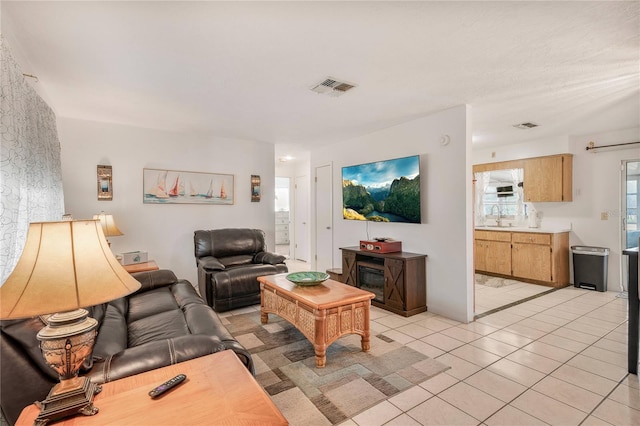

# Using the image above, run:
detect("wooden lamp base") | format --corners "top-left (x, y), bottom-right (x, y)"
top-left (34, 377), bottom-right (102, 426)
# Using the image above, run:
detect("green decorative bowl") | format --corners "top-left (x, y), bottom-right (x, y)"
top-left (286, 271), bottom-right (330, 286)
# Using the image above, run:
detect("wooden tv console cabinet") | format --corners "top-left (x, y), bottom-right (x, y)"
top-left (340, 247), bottom-right (427, 317)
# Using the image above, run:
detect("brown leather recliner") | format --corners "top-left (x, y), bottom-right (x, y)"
top-left (194, 228), bottom-right (288, 312)
top-left (0, 269), bottom-right (253, 425)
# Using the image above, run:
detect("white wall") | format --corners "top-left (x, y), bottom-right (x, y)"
top-left (57, 117), bottom-right (277, 286)
top-left (311, 105), bottom-right (474, 322)
top-left (473, 127), bottom-right (640, 292)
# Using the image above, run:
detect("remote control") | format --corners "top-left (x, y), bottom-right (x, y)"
top-left (148, 374), bottom-right (186, 398)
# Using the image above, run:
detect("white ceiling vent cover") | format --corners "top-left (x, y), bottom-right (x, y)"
top-left (310, 77), bottom-right (357, 97)
top-left (513, 122), bottom-right (539, 129)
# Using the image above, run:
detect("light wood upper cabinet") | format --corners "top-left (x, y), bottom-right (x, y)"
top-left (473, 154), bottom-right (573, 202)
top-left (523, 155), bottom-right (572, 202)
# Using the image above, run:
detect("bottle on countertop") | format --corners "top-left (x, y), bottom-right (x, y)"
top-left (528, 204), bottom-right (539, 228)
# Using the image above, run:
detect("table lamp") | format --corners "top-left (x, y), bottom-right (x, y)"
top-left (0, 220), bottom-right (141, 425)
top-left (93, 211), bottom-right (123, 246)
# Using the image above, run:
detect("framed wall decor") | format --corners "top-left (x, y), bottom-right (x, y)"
top-left (143, 168), bottom-right (234, 205)
top-left (251, 175), bottom-right (261, 202)
top-left (97, 165), bottom-right (113, 201)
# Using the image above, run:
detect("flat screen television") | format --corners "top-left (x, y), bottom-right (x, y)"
top-left (342, 155), bottom-right (421, 223)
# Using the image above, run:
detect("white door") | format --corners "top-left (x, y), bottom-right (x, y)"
top-left (316, 164), bottom-right (333, 272)
top-left (294, 175), bottom-right (309, 262)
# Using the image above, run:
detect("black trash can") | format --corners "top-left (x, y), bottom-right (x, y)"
top-left (572, 246), bottom-right (609, 292)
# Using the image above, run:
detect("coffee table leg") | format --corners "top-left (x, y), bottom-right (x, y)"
top-left (260, 286), bottom-right (268, 324)
top-left (314, 309), bottom-right (327, 368)
top-left (361, 333), bottom-right (371, 352)
top-left (315, 345), bottom-right (327, 368)
top-left (361, 303), bottom-right (371, 352)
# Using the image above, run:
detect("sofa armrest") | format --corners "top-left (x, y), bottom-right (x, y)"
top-left (129, 269), bottom-right (180, 294)
top-left (221, 340), bottom-right (255, 375)
top-left (198, 256), bottom-right (226, 271)
top-left (254, 251), bottom-right (286, 265)
top-left (87, 335), bottom-right (226, 384)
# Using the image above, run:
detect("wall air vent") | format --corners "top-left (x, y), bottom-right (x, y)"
top-left (310, 77), bottom-right (357, 97)
top-left (513, 122), bottom-right (539, 129)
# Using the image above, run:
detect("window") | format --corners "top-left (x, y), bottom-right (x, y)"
top-left (627, 179), bottom-right (637, 231)
top-left (483, 186), bottom-right (521, 218)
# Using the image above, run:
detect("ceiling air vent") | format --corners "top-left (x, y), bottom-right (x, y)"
top-left (513, 122), bottom-right (539, 129)
top-left (310, 77), bottom-right (357, 97)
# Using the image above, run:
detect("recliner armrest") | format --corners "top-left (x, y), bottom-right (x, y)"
top-left (198, 256), bottom-right (226, 271)
top-left (254, 251), bottom-right (286, 265)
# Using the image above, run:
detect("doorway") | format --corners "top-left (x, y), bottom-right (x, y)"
top-left (473, 171), bottom-right (555, 318)
top-left (275, 177), bottom-right (291, 258)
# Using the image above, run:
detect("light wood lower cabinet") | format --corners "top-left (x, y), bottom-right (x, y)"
top-left (512, 243), bottom-right (552, 282)
top-left (475, 230), bottom-right (512, 276)
top-left (475, 229), bottom-right (569, 287)
top-left (476, 240), bottom-right (511, 275)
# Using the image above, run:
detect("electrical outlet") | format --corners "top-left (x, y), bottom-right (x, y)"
top-left (601, 212), bottom-right (608, 220)
top-left (491, 152), bottom-right (496, 158)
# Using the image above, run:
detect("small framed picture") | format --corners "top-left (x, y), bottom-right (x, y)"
top-left (97, 165), bottom-right (113, 201)
top-left (251, 175), bottom-right (261, 202)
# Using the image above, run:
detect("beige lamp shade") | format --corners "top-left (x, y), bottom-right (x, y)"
top-left (93, 212), bottom-right (123, 237)
top-left (0, 220), bottom-right (141, 319)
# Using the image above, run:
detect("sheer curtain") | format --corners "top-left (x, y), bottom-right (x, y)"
top-left (511, 168), bottom-right (525, 225)
top-left (0, 37), bottom-right (64, 282)
top-left (474, 172), bottom-right (491, 226)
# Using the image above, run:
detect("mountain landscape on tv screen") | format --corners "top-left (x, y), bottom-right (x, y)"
top-left (343, 175), bottom-right (420, 223)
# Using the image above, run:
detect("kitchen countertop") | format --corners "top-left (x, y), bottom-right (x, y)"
top-left (475, 225), bottom-right (571, 234)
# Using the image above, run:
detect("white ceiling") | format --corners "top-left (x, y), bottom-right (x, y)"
top-left (3, 1), bottom-right (639, 159)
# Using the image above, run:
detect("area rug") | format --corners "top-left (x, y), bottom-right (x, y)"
top-left (475, 273), bottom-right (521, 288)
top-left (223, 310), bottom-right (450, 425)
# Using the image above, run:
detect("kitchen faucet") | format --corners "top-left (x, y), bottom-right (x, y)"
top-left (491, 205), bottom-right (502, 227)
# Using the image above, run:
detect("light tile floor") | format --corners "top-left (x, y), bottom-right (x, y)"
top-left (279, 260), bottom-right (638, 425)
top-left (340, 288), bottom-right (638, 426)
top-left (475, 277), bottom-right (553, 315)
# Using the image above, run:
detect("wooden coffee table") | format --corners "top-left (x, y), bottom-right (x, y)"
top-left (258, 273), bottom-right (375, 368)
top-left (16, 350), bottom-right (287, 425)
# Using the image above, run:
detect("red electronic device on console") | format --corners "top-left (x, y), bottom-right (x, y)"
top-left (359, 238), bottom-right (402, 253)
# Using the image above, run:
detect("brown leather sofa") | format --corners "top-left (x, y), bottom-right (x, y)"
top-left (0, 269), bottom-right (253, 425)
top-left (194, 228), bottom-right (288, 312)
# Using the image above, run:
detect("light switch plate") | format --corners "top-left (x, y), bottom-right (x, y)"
top-left (601, 212), bottom-right (608, 220)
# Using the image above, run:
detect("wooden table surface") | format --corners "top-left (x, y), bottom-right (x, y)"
top-left (258, 273), bottom-right (374, 308)
top-left (17, 350), bottom-right (288, 426)
top-left (123, 260), bottom-right (159, 274)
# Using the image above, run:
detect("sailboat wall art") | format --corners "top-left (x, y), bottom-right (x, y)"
top-left (143, 168), bottom-right (235, 205)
